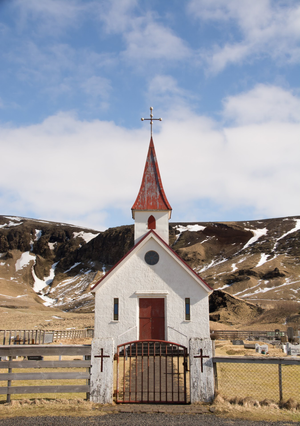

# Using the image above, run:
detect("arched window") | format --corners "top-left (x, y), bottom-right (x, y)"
top-left (148, 215), bottom-right (156, 229)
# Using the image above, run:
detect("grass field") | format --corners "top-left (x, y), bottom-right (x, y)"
top-left (216, 363), bottom-right (300, 403)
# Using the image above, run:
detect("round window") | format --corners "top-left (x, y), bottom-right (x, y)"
top-left (144, 250), bottom-right (159, 265)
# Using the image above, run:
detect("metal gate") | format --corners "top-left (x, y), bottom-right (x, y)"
top-left (116, 340), bottom-right (189, 404)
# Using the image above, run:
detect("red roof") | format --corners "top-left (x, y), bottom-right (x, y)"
top-left (132, 137), bottom-right (172, 218)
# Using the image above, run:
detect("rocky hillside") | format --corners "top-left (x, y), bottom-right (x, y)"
top-left (0, 215), bottom-right (299, 313)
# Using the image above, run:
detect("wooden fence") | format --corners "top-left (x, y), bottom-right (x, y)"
top-left (0, 345), bottom-right (91, 402)
top-left (1, 344), bottom-right (299, 404)
top-left (0, 329), bottom-right (94, 345)
top-left (211, 330), bottom-right (286, 340)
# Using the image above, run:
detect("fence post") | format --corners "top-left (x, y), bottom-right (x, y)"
top-left (211, 340), bottom-right (218, 393)
top-left (278, 363), bottom-right (283, 401)
top-left (7, 355), bottom-right (12, 403)
top-left (213, 361), bottom-right (218, 393)
top-left (86, 363), bottom-right (91, 401)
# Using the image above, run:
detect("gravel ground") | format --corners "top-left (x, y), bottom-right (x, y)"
top-left (0, 414), bottom-right (297, 426)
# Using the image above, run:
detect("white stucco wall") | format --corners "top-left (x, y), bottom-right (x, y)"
top-left (94, 236), bottom-right (210, 351)
top-left (134, 211), bottom-right (170, 244)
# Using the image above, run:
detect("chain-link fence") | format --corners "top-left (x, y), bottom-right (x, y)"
top-left (213, 357), bottom-right (300, 403)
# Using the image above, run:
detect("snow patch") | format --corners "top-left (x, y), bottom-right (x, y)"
top-left (217, 284), bottom-right (231, 291)
top-left (199, 257), bottom-right (228, 273)
top-left (15, 252), bottom-right (36, 271)
top-left (5, 216), bottom-right (23, 221)
top-left (48, 242), bottom-right (57, 250)
top-left (256, 253), bottom-right (269, 268)
top-left (64, 262), bottom-right (81, 273)
top-left (237, 276), bottom-right (300, 298)
top-left (231, 263), bottom-right (238, 272)
top-left (0, 220), bottom-right (23, 228)
top-left (35, 229), bottom-right (42, 241)
top-left (174, 224), bottom-right (206, 244)
top-left (31, 261), bottom-right (58, 306)
top-left (73, 231), bottom-right (99, 243)
top-left (175, 224), bottom-right (206, 233)
top-left (242, 228), bottom-right (268, 250)
top-left (277, 219), bottom-right (300, 242)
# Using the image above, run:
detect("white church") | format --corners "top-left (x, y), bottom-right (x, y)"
top-left (90, 112), bottom-right (214, 404)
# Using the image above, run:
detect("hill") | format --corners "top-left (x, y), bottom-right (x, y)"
top-left (0, 215), bottom-right (299, 318)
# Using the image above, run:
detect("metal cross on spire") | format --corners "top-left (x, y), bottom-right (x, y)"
top-left (141, 107), bottom-right (162, 137)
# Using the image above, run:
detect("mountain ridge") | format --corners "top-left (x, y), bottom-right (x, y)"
top-left (0, 214), bottom-right (299, 313)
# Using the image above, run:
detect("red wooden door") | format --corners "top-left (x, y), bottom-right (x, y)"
top-left (139, 298), bottom-right (165, 340)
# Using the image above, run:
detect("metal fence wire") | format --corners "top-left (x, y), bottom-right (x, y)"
top-left (214, 360), bottom-right (300, 403)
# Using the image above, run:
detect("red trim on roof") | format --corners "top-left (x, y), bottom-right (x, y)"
top-left (132, 137), bottom-right (172, 217)
top-left (91, 230), bottom-right (212, 293)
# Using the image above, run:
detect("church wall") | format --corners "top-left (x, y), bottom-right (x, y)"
top-left (134, 211), bottom-right (169, 244)
top-left (94, 238), bottom-right (210, 350)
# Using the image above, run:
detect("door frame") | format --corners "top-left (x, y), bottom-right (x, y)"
top-left (139, 297), bottom-right (165, 340)
top-left (135, 291), bottom-right (169, 342)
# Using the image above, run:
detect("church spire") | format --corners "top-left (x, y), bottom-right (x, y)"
top-left (132, 136), bottom-right (172, 245)
top-left (131, 136), bottom-right (172, 219)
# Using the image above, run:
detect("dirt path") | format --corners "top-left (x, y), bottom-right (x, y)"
top-left (0, 413), bottom-right (297, 426)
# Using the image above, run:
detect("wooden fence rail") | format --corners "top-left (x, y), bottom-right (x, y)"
top-left (211, 330), bottom-right (286, 340)
top-left (0, 345), bottom-right (91, 402)
top-left (0, 329), bottom-right (94, 345)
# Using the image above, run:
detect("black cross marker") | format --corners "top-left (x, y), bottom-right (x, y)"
top-left (194, 348), bottom-right (209, 373)
top-left (95, 348), bottom-right (110, 372)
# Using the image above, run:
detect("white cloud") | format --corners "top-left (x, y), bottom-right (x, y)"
top-left (97, 2), bottom-right (191, 64)
top-left (188, 0), bottom-right (300, 72)
top-left (223, 85), bottom-right (300, 125)
top-left (0, 84), bottom-right (299, 230)
top-left (123, 19), bottom-right (191, 62)
top-left (0, 112), bottom-right (147, 229)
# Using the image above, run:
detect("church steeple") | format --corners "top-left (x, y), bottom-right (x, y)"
top-left (132, 137), bottom-right (172, 217)
top-left (132, 136), bottom-right (172, 245)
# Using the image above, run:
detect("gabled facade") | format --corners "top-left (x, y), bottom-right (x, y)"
top-left (91, 229), bottom-right (212, 349)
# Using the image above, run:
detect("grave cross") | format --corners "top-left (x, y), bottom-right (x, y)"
top-left (94, 348), bottom-right (110, 372)
top-left (141, 106), bottom-right (162, 137)
top-left (194, 348), bottom-right (209, 373)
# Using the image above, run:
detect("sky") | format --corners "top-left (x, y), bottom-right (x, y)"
top-left (0, 0), bottom-right (299, 231)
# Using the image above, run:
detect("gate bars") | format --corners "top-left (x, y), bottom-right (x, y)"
top-left (116, 340), bottom-right (189, 404)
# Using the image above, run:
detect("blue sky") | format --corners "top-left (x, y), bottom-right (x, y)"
top-left (0, 0), bottom-right (299, 231)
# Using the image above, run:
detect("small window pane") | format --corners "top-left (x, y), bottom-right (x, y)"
top-left (185, 298), bottom-right (190, 321)
top-left (114, 298), bottom-right (119, 321)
